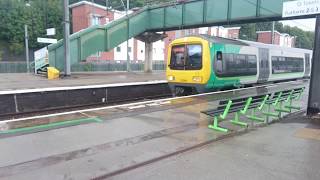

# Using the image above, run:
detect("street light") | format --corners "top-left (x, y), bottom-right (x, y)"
top-left (120, 0), bottom-right (131, 72)
top-left (126, 0), bottom-right (130, 72)
top-left (63, 0), bottom-right (71, 76)
top-left (25, 1), bottom-right (31, 73)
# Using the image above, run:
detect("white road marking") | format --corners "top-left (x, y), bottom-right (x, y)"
top-left (159, 101), bottom-right (171, 105)
top-left (0, 80), bottom-right (305, 124)
top-left (146, 103), bottom-right (160, 106)
top-left (127, 105), bottom-right (146, 110)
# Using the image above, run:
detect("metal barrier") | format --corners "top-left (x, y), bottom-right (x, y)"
top-left (202, 88), bottom-right (305, 132)
top-left (0, 62), bottom-right (28, 73)
top-left (71, 61), bottom-right (166, 72)
top-left (0, 61), bottom-right (166, 73)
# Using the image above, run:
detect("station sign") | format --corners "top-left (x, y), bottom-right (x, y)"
top-left (34, 47), bottom-right (49, 74)
top-left (37, 37), bottom-right (57, 44)
top-left (46, 28), bottom-right (56, 36)
top-left (283, 0), bottom-right (320, 18)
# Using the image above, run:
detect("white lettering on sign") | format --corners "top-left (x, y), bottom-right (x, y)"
top-left (34, 47), bottom-right (47, 60)
top-left (283, 0), bottom-right (320, 18)
top-left (37, 37), bottom-right (57, 44)
top-left (46, 28), bottom-right (56, 36)
top-left (34, 47), bottom-right (48, 74)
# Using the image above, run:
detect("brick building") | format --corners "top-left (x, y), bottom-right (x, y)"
top-left (256, 31), bottom-right (296, 48)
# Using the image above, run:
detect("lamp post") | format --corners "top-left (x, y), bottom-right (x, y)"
top-left (24, 24), bottom-right (30, 73)
top-left (120, 0), bottom-right (131, 72)
top-left (63, 0), bottom-right (71, 76)
top-left (126, 0), bottom-right (130, 72)
top-left (25, 2), bottom-right (31, 73)
top-left (271, 21), bottom-right (275, 44)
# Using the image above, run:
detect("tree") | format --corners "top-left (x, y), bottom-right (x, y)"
top-left (239, 23), bottom-right (256, 41)
top-left (0, 0), bottom-right (63, 55)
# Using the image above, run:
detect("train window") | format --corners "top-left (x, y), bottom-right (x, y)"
top-left (170, 45), bottom-right (185, 70)
top-left (169, 44), bottom-right (202, 70)
top-left (185, 44), bottom-right (202, 70)
top-left (215, 53), bottom-right (257, 77)
top-left (247, 55), bottom-right (258, 69)
top-left (271, 56), bottom-right (304, 74)
top-left (216, 51), bottom-right (222, 60)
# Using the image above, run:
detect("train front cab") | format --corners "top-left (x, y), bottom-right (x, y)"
top-left (166, 37), bottom-right (211, 95)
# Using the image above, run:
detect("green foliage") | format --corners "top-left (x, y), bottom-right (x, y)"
top-left (9, 42), bottom-right (24, 55)
top-left (0, 0), bottom-right (63, 50)
top-left (239, 23), bottom-right (256, 41)
top-left (0, 50), bottom-right (3, 61)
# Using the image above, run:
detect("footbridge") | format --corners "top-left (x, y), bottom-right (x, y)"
top-left (48, 0), bottom-right (317, 71)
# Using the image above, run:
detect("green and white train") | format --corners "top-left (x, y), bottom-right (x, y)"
top-left (166, 35), bottom-right (312, 94)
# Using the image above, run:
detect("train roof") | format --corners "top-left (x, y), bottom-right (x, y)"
top-left (198, 34), bottom-right (249, 46)
top-left (238, 39), bottom-right (312, 53)
top-left (186, 34), bottom-right (312, 53)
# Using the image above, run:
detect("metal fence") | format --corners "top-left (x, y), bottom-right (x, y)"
top-left (71, 60), bottom-right (166, 72)
top-left (0, 62), bottom-right (28, 73)
top-left (0, 61), bottom-right (166, 73)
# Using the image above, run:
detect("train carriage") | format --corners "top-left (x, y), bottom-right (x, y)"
top-left (166, 35), bottom-right (312, 95)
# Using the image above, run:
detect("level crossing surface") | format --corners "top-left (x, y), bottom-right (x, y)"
top-left (0, 80), bottom-right (309, 179)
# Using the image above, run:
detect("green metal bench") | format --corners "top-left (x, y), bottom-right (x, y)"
top-left (202, 94), bottom-right (271, 132)
top-left (202, 87), bottom-right (305, 132)
top-left (263, 88), bottom-right (305, 120)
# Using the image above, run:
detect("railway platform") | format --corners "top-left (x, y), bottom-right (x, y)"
top-left (0, 72), bottom-right (169, 117)
top-left (0, 72), bottom-right (166, 91)
top-left (0, 80), bottom-right (316, 180)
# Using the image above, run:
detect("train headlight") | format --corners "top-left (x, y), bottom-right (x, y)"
top-left (168, 76), bottom-right (175, 81)
top-left (192, 76), bottom-right (202, 82)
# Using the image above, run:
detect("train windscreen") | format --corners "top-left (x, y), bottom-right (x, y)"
top-left (170, 44), bottom-right (202, 70)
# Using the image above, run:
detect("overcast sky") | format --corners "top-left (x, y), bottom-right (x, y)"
top-left (280, 18), bottom-right (316, 32)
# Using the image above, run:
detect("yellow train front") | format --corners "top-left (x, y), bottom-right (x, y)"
top-left (166, 36), bottom-right (212, 95)
top-left (166, 35), bottom-right (312, 95)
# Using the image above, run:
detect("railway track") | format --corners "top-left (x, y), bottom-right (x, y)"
top-left (0, 79), bottom-right (309, 180)
top-left (1, 79), bottom-right (308, 121)
top-left (0, 79), bottom-right (308, 135)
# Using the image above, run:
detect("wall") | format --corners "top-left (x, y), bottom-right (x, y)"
top-left (71, 2), bottom-right (114, 33)
top-left (257, 31), bottom-right (295, 47)
top-left (114, 38), bottom-right (134, 61)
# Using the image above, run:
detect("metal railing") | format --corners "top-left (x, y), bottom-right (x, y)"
top-left (0, 61), bottom-right (166, 73)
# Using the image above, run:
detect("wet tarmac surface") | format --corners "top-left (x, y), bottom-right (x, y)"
top-left (113, 112), bottom-right (320, 180)
top-left (0, 72), bottom-right (166, 91)
top-left (0, 80), bottom-right (313, 179)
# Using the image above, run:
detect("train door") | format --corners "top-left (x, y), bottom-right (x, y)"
top-left (304, 53), bottom-right (311, 77)
top-left (258, 48), bottom-right (270, 83)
